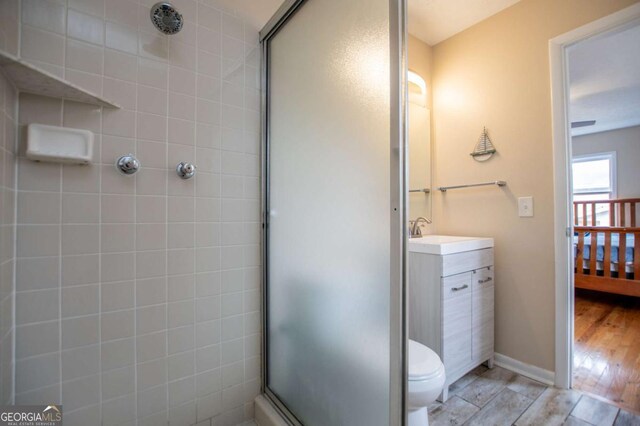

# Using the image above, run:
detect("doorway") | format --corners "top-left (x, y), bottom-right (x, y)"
top-left (551, 2), bottom-right (640, 412)
top-left (568, 22), bottom-right (640, 409)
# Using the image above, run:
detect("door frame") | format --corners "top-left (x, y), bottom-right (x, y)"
top-left (550, 3), bottom-right (640, 390)
top-left (258, 0), bottom-right (409, 424)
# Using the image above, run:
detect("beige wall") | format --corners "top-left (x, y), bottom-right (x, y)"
top-left (431, 0), bottom-right (638, 371)
top-left (408, 35), bottom-right (434, 222)
top-left (572, 125), bottom-right (640, 199)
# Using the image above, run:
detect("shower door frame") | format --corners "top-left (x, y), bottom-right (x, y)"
top-left (259, 0), bottom-right (409, 424)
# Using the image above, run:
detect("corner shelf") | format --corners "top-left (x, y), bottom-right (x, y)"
top-left (0, 50), bottom-right (120, 109)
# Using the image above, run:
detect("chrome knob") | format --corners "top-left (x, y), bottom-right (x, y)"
top-left (176, 162), bottom-right (196, 179)
top-left (116, 154), bottom-right (140, 175)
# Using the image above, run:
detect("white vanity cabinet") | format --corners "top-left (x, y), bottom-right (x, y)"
top-left (408, 241), bottom-right (495, 402)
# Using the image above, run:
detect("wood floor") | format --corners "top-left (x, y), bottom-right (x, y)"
top-left (428, 365), bottom-right (639, 426)
top-left (573, 289), bottom-right (640, 413)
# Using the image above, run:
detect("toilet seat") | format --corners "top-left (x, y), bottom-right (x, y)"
top-left (407, 340), bottom-right (446, 426)
top-left (408, 340), bottom-right (444, 381)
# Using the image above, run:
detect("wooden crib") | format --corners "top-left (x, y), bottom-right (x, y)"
top-left (574, 198), bottom-right (640, 297)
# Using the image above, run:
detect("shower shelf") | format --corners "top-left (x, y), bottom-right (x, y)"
top-left (0, 50), bottom-right (120, 109)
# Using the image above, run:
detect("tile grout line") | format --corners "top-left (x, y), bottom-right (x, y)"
top-left (10, 14), bottom-right (20, 403)
top-left (192, 6), bottom-right (200, 422)
top-left (503, 387), bottom-right (543, 426)
top-left (240, 17), bottom-right (249, 422)
top-left (457, 374), bottom-right (528, 425)
top-left (133, 26), bottom-right (139, 425)
top-left (215, 6), bottom-right (224, 424)
top-left (96, 2), bottom-right (106, 420)
top-left (448, 368), bottom-right (553, 426)
top-left (57, 95), bottom-right (64, 407)
top-left (164, 20), bottom-right (171, 425)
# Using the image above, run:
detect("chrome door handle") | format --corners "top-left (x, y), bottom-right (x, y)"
top-left (451, 284), bottom-right (469, 292)
top-left (478, 277), bottom-right (493, 284)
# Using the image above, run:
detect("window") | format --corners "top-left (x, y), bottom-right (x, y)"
top-left (572, 152), bottom-right (616, 225)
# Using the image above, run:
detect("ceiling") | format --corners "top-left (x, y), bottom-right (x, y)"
top-left (212, 0), bottom-right (284, 32)
top-left (235, 0), bottom-right (522, 45)
top-left (569, 24), bottom-right (640, 137)
top-left (229, 1), bottom-right (640, 139)
top-left (408, 0), bottom-right (521, 45)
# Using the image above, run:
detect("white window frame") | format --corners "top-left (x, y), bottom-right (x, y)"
top-left (571, 151), bottom-right (617, 198)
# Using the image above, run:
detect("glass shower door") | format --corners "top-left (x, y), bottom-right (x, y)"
top-left (261, 0), bottom-right (406, 424)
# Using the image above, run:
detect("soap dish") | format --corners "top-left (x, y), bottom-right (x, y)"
top-left (27, 123), bottom-right (93, 164)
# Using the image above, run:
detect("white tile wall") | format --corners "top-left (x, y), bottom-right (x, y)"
top-left (11, 0), bottom-right (262, 425)
top-left (0, 0), bottom-right (20, 56)
top-left (0, 65), bottom-right (17, 407)
top-left (0, 0), bottom-right (19, 406)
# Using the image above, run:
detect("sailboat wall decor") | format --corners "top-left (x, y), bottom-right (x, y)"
top-left (470, 127), bottom-right (497, 162)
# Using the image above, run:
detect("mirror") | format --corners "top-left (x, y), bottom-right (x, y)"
top-left (408, 69), bottom-right (432, 222)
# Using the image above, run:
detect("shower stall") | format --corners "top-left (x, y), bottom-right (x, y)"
top-left (259, 0), bottom-right (408, 424)
top-left (0, 0), bottom-right (408, 424)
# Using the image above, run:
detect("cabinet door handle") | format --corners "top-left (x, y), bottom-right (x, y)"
top-left (478, 277), bottom-right (493, 284)
top-left (451, 284), bottom-right (469, 292)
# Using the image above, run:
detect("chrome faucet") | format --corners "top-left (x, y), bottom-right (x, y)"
top-left (409, 216), bottom-right (432, 238)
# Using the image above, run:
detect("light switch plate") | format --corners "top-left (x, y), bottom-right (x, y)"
top-left (518, 196), bottom-right (534, 217)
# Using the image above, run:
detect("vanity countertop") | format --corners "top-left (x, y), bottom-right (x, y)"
top-left (408, 235), bottom-right (494, 255)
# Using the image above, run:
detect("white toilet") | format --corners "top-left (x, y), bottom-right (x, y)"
top-left (408, 339), bottom-right (446, 426)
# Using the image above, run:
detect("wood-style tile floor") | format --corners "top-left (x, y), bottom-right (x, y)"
top-left (573, 289), bottom-right (640, 413)
top-left (427, 365), bottom-right (640, 426)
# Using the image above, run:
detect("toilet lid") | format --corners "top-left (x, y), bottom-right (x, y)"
top-left (408, 340), bottom-right (443, 381)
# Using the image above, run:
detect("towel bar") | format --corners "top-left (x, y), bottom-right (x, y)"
top-left (438, 181), bottom-right (506, 192)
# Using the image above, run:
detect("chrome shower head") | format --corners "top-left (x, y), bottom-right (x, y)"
top-left (150, 2), bottom-right (183, 35)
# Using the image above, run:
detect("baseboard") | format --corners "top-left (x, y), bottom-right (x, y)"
top-left (494, 353), bottom-right (555, 386)
top-left (254, 394), bottom-right (290, 426)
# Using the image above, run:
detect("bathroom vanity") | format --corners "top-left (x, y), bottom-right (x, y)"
top-left (408, 235), bottom-right (495, 402)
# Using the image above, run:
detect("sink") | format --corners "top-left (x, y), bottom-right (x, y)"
top-left (408, 235), bottom-right (494, 255)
